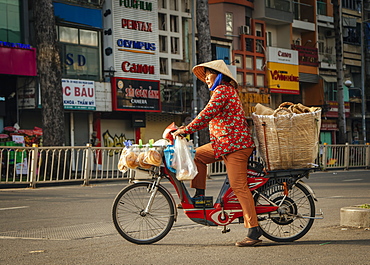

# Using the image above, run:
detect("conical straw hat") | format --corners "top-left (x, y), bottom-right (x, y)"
top-left (192, 59), bottom-right (238, 88)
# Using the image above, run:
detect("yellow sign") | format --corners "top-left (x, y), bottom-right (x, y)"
top-left (267, 62), bottom-right (299, 94)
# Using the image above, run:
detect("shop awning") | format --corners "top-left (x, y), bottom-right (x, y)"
top-left (320, 75), bottom-right (337, 83)
top-left (299, 73), bottom-right (319, 83)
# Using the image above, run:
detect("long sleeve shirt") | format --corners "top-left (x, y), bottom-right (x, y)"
top-left (183, 82), bottom-right (254, 158)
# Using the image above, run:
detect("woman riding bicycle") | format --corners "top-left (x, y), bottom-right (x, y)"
top-left (173, 59), bottom-right (262, 247)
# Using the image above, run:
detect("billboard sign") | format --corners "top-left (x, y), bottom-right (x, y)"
top-left (111, 77), bottom-right (160, 112)
top-left (267, 47), bottom-right (299, 94)
top-left (62, 79), bottom-right (96, 110)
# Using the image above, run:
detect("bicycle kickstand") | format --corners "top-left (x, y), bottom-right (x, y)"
top-left (222, 226), bottom-right (230, 234)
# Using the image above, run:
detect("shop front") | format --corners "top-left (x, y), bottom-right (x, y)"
top-left (0, 41), bottom-right (38, 139)
top-left (321, 101), bottom-right (350, 144)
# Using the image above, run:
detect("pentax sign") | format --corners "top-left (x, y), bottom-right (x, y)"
top-left (62, 79), bottom-right (96, 110)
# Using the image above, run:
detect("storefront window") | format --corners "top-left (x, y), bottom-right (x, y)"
top-left (58, 26), bottom-right (100, 80)
top-left (0, 0), bottom-right (21, 42)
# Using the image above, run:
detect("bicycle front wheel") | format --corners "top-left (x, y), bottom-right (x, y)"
top-left (112, 182), bottom-right (175, 244)
top-left (256, 182), bottom-right (315, 242)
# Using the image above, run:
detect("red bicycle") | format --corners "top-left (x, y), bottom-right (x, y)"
top-left (112, 148), bottom-right (323, 244)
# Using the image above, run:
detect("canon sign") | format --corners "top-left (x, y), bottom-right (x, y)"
top-left (278, 50), bottom-right (292, 58)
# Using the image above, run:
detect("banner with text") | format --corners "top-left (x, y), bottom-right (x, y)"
top-left (111, 77), bottom-right (160, 112)
top-left (62, 79), bottom-right (96, 110)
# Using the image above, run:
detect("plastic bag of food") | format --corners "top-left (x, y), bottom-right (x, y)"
top-left (172, 137), bottom-right (198, 181)
top-left (117, 148), bottom-right (129, 172)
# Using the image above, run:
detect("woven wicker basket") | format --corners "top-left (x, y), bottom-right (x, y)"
top-left (252, 103), bottom-right (321, 171)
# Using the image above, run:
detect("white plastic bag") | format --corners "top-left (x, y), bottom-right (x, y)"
top-left (172, 137), bottom-right (198, 181)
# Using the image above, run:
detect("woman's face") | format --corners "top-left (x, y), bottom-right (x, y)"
top-left (205, 69), bottom-right (217, 89)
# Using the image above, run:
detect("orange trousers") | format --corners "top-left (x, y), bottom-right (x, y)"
top-left (191, 143), bottom-right (259, 228)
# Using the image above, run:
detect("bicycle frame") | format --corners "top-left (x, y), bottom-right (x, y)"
top-left (155, 162), bottom-right (302, 227)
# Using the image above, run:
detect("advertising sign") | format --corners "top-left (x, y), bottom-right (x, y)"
top-left (268, 47), bottom-right (298, 65)
top-left (112, 77), bottom-right (160, 112)
top-left (62, 79), bottom-right (96, 110)
top-left (324, 101), bottom-right (350, 118)
top-left (0, 42), bottom-right (37, 76)
top-left (18, 87), bottom-right (36, 109)
top-left (267, 62), bottom-right (300, 94)
top-left (267, 47), bottom-right (299, 94)
top-left (291, 44), bottom-right (319, 67)
top-left (112, 0), bottom-right (159, 80)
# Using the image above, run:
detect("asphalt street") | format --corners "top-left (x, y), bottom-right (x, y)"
top-left (0, 170), bottom-right (369, 265)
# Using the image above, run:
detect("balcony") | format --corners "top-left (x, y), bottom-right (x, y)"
top-left (254, 0), bottom-right (293, 24)
top-left (293, 1), bottom-right (314, 23)
top-left (292, 1), bottom-right (315, 31)
top-left (319, 45), bottom-right (336, 69)
top-left (267, 0), bottom-right (291, 12)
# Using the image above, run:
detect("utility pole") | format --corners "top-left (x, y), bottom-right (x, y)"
top-left (361, 0), bottom-right (367, 143)
top-left (191, 0), bottom-right (198, 147)
top-left (333, 0), bottom-right (347, 143)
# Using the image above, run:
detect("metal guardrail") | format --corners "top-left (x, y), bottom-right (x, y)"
top-left (320, 143), bottom-right (370, 170)
top-left (0, 146), bottom-right (127, 188)
top-left (1, 144), bottom-right (369, 187)
top-left (206, 144), bottom-right (370, 175)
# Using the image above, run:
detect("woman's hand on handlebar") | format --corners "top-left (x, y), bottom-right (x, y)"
top-left (172, 126), bottom-right (186, 138)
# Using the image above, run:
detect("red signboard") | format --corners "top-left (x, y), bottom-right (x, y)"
top-left (111, 77), bottom-right (161, 112)
top-left (0, 44), bottom-right (37, 76)
top-left (291, 44), bottom-right (319, 67)
top-left (324, 101), bottom-right (350, 118)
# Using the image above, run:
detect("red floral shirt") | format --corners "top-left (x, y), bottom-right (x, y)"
top-left (184, 82), bottom-right (254, 158)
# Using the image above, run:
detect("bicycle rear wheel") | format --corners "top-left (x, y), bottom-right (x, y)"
top-left (112, 182), bottom-right (175, 244)
top-left (255, 181), bottom-right (315, 242)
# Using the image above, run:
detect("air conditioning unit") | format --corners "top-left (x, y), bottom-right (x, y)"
top-left (325, 30), bottom-right (334, 38)
top-left (239, 25), bottom-right (250, 35)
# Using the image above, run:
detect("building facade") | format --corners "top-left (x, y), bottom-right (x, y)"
top-left (207, 0), bottom-right (369, 144)
top-left (0, 0), bottom-right (369, 147)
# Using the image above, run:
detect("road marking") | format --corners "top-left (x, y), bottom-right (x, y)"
top-left (342, 179), bottom-right (363, 182)
top-left (0, 206), bottom-right (29, 211)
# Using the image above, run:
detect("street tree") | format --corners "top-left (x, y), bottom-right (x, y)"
top-left (33, 0), bottom-right (65, 146)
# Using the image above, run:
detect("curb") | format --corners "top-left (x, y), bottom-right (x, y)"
top-left (340, 206), bottom-right (370, 228)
